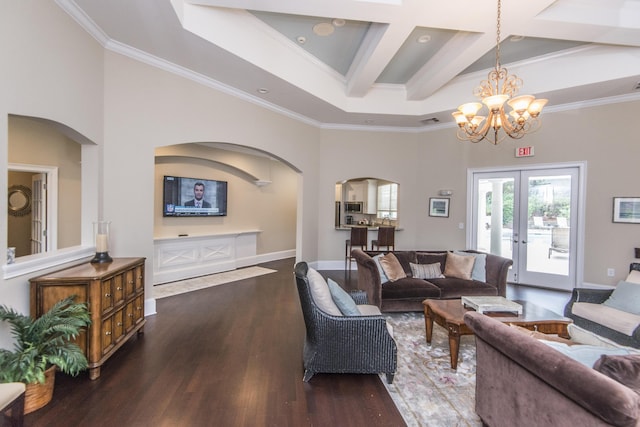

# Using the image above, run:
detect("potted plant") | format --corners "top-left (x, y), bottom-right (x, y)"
top-left (0, 296), bottom-right (91, 413)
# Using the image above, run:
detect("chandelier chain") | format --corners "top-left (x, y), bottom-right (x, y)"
top-left (495, 0), bottom-right (501, 71)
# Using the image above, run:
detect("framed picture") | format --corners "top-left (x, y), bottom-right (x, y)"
top-left (613, 197), bottom-right (640, 223)
top-left (429, 197), bottom-right (450, 218)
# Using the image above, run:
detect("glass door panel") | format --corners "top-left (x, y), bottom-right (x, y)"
top-left (472, 166), bottom-right (579, 291)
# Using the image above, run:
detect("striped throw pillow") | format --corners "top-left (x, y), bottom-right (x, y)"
top-left (410, 262), bottom-right (444, 279)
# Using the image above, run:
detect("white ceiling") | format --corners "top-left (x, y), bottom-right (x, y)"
top-left (61, 0), bottom-right (640, 131)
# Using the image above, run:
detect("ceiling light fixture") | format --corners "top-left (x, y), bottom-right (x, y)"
top-left (452, 0), bottom-right (548, 145)
top-left (313, 22), bottom-right (334, 36)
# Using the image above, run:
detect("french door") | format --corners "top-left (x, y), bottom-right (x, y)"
top-left (469, 164), bottom-right (584, 291)
top-left (31, 173), bottom-right (47, 254)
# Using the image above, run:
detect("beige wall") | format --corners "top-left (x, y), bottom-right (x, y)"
top-left (2, 0), bottom-right (640, 351)
top-left (0, 0), bottom-right (104, 334)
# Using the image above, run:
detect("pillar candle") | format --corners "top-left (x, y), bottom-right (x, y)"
top-left (96, 233), bottom-right (108, 253)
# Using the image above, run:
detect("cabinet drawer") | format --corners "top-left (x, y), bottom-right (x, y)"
top-left (124, 268), bottom-right (136, 297)
top-left (101, 316), bottom-right (115, 355)
top-left (101, 280), bottom-right (114, 313)
top-left (134, 265), bottom-right (144, 293)
top-left (133, 295), bottom-right (144, 324)
top-left (124, 300), bottom-right (135, 332)
top-left (112, 308), bottom-right (125, 343)
top-left (113, 273), bottom-right (125, 305)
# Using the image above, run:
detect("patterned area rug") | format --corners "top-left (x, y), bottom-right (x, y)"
top-left (153, 266), bottom-right (277, 299)
top-left (381, 312), bottom-right (482, 427)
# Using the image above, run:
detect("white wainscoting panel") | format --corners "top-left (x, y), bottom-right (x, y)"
top-left (153, 231), bottom-right (260, 284)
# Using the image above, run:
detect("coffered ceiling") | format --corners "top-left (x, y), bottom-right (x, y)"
top-left (62, 0), bottom-right (640, 131)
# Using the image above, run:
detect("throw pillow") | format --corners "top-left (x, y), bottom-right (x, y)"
top-left (509, 323), bottom-right (576, 345)
top-left (372, 254), bottom-right (390, 284)
top-left (453, 250), bottom-right (487, 282)
top-left (603, 281), bottom-right (640, 315)
top-left (409, 262), bottom-right (444, 279)
top-left (327, 278), bottom-right (361, 316)
top-left (379, 253), bottom-right (407, 281)
top-left (568, 324), bottom-right (628, 349)
top-left (306, 268), bottom-right (342, 316)
top-left (593, 354), bottom-right (640, 394)
top-left (443, 252), bottom-right (475, 280)
top-left (539, 340), bottom-right (640, 367)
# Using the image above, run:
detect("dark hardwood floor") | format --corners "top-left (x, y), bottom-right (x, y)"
top-left (20, 258), bottom-right (571, 427)
top-left (23, 258), bottom-right (405, 427)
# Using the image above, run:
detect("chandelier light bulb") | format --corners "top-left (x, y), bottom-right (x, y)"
top-left (528, 99), bottom-right (548, 116)
top-left (471, 116), bottom-right (485, 127)
top-left (459, 102), bottom-right (482, 119)
top-left (507, 95), bottom-right (534, 113)
top-left (483, 94), bottom-right (509, 111)
top-left (452, 111), bottom-right (468, 125)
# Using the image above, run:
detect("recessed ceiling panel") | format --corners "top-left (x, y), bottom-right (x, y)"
top-left (250, 11), bottom-right (370, 76)
top-left (376, 27), bottom-right (458, 84)
top-left (461, 37), bottom-right (587, 75)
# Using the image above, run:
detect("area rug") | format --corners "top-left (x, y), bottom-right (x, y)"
top-left (381, 312), bottom-right (482, 427)
top-left (153, 266), bottom-right (277, 299)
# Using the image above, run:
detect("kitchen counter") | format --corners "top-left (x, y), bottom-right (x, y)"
top-left (335, 225), bottom-right (402, 231)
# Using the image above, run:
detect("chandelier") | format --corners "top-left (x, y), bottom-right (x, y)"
top-left (452, 0), bottom-right (548, 145)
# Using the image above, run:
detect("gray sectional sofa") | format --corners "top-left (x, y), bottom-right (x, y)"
top-left (352, 249), bottom-right (513, 312)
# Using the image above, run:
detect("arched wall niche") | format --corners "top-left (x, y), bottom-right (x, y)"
top-left (335, 176), bottom-right (399, 227)
top-left (153, 142), bottom-right (299, 258)
top-left (4, 114), bottom-right (98, 278)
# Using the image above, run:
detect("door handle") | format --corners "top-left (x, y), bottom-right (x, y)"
top-left (522, 240), bottom-right (527, 244)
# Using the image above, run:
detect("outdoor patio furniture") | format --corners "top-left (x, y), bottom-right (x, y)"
top-left (548, 227), bottom-right (569, 258)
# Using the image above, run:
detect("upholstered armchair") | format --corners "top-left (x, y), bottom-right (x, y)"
top-left (564, 263), bottom-right (640, 348)
top-left (294, 262), bottom-right (397, 383)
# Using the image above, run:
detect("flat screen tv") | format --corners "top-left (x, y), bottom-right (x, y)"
top-left (163, 175), bottom-right (228, 217)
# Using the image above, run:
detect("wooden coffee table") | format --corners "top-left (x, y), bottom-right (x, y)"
top-left (423, 298), bottom-right (572, 370)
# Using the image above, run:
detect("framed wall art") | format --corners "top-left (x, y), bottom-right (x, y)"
top-left (613, 197), bottom-right (640, 224)
top-left (429, 197), bottom-right (450, 218)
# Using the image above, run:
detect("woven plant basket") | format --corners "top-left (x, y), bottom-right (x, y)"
top-left (24, 366), bottom-right (56, 414)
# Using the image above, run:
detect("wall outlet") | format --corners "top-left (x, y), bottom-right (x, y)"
top-left (607, 268), bottom-right (615, 277)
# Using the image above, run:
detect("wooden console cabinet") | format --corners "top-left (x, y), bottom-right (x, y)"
top-left (30, 257), bottom-right (146, 380)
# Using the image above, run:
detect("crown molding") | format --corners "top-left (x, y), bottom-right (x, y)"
top-left (53, 0), bottom-right (640, 135)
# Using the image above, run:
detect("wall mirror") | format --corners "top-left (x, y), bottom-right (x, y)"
top-left (7, 185), bottom-right (32, 217)
top-left (335, 177), bottom-right (399, 227)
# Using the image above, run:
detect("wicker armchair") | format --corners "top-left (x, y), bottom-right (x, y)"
top-left (294, 262), bottom-right (397, 383)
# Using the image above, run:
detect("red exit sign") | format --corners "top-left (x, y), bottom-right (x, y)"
top-left (516, 146), bottom-right (534, 157)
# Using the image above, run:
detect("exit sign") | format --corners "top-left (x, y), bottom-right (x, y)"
top-left (516, 146), bottom-right (535, 157)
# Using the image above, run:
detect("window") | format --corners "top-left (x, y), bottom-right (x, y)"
top-left (377, 183), bottom-right (398, 220)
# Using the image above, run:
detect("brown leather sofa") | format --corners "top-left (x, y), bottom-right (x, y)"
top-left (351, 249), bottom-right (512, 312)
top-left (465, 311), bottom-right (640, 427)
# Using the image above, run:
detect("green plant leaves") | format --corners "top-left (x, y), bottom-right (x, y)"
top-left (0, 295), bottom-right (91, 383)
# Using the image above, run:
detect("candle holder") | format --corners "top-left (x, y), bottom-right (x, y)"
top-left (91, 221), bottom-right (113, 264)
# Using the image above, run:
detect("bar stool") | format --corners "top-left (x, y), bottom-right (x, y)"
top-left (345, 226), bottom-right (368, 272)
top-left (371, 226), bottom-right (395, 251)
